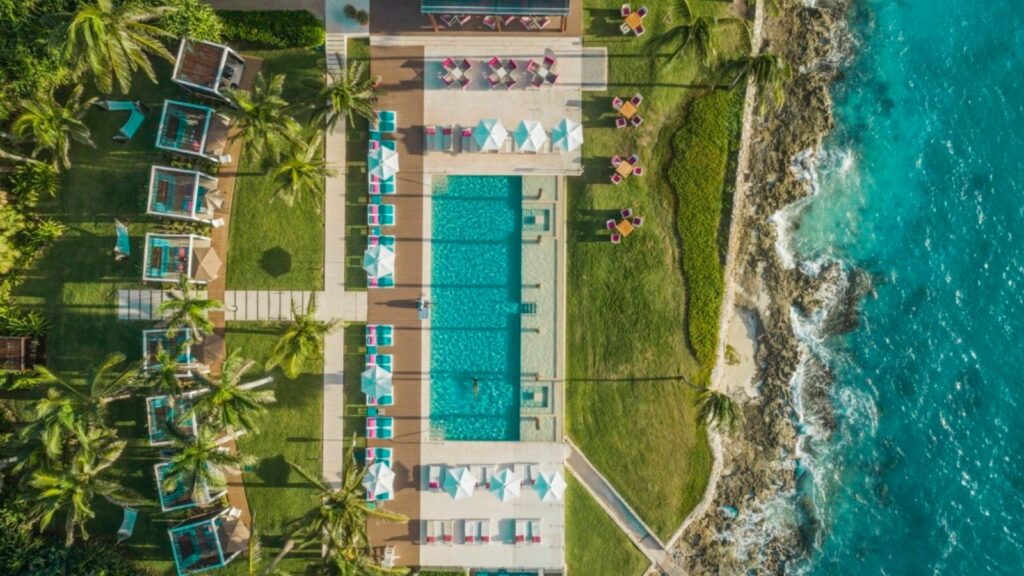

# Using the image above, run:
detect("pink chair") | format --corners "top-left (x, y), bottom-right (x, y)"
top-left (502, 15), bottom-right (517, 27)
top-left (482, 15), bottom-right (497, 29)
top-left (369, 140), bottom-right (380, 151)
top-left (612, 97), bottom-right (624, 109)
top-left (621, 208), bottom-right (633, 219)
top-left (526, 59), bottom-right (538, 72)
top-left (627, 154), bottom-right (640, 165)
top-left (487, 74), bottom-right (501, 88)
top-left (633, 166), bottom-right (644, 176)
top-left (503, 75), bottom-right (516, 89)
top-left (632, 216), bottom-right (644, 227)
top-left (631, 93), bottom-right (644, 106)
top-left (620, 4), bottom-right (631, 17)
top-left (635, 25), bottom-right (645, 36)
top-left (543, 54), bottom-right (556, 67)
top-left (536, 17), bottom-right (550, 29)
top-left (457, 14), bottom-right (471, 26)
top-left (631, 115), bottom-right (644, 127)
top-left (611, 155), bottom-right (622, 166)
top-left (530, 74), bottom-right (544, 88)
top-left (546, 73), bottom-right (558, 85)
top-left (459, 76), bottom-right (471, 89)
top-left (606, 219), bottom-right (616, 230)
top-left (615, 117), bottom-right (628, 129)
top-left (487, 56), bottom-right (501, 70)
top-left (441, 57), bottom-right (456, 71)
top-left (611, 173), bottom-right (623, 185)
top-left (441, 74), bottom-right (455, 87)
top-left (519, 16), bottom-right (532, 28)
top-left (507, 59), bottom-right (519, 72)
top-left (460, 58), bottom-right (472, 71)
top-left (637, 6), bottom-right (648, 17)
top-left (611, 234), bottom-right (622, 244)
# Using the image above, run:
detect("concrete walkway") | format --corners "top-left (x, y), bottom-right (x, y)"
top-left (222, 290), bottom-right (366, 322)
top-left (321, 22), bottom-right (350, 488)
top-left (566, 440), bottom-right (684, 576)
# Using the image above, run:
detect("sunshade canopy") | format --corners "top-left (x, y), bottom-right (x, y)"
top-left (489, 467), bottom-right (521, 502)
top-left (551, 117), bottom-right (583, 152)
top-left (443, 466), bottom-right (477, 500)
top-left (534, 470), bottom-right (567, 502)
top-left (368, 146), bottom-right (400, 180)
top-left (361, 364), bottom-right (393, 397)
top-left (362, 462), bottom-right (395, 498)
top-left (422, 0), bottom-right (570, 15)
top-left (363, 244), bottom-right (396, 278)
top-left (473, 119), bottom-right (508, 152)
top-left (514, 120), bottom-right (548, 153)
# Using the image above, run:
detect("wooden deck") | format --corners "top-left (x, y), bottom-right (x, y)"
top-left (370, 0), bottom-right (581, 37)
top-left (366, 45), bottom-right (427, 568)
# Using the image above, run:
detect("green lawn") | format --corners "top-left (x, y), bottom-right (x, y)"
top-left (226, 48), bottom-right (326, 291)
top-left (566, 0), bottom-right (748, 539)
top-left (344, 38), bottom-right (371, 290)
top-left (566, 475), bottom-right (649, 576)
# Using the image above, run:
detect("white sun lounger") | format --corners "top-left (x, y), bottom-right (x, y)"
top-left (529, 519), bottom-right (542, 543)
top-left (442, 519), bottom-right (454, 545)
top-left (515, 518), bottom-right (527, 544)
top-left (428, 464), bottom-right (442, 490)
top-left (425, 519), bottom-right (439, 545)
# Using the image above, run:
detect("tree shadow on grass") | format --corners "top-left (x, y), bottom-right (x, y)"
top-left (260, 246), bottom-right (293, 278)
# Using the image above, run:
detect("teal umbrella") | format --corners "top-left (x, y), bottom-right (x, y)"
top-left (361, 364), bottom-right (392, 397)
top-left (473, 119), bottom-right (508, 152)
top-left (514, 120), bottom-right (547, 153)
top-left (443, 466), bottom-right (477, 500)
top-left (489, 467), bottom-right (521, 502)
top-left (534, 470), bottom-right (566, 502)
top-left (551, 117), bottom-right (583, 152)
top-left (363, 244), bottom-right (395, 278)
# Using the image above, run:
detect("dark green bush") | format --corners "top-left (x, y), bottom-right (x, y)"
top-left (158, 0), bottom-right (224, 42)
top-left (668, 88), bottom-right (744, 365)
top-left (217, 10), bottom-right (325, 48)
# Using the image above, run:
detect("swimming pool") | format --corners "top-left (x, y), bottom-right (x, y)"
top-left (430, 175), bottom-right (522, 441)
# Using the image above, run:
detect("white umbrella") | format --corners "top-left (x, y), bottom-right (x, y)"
top-left (514, 120), bottom-right (547, 153)
top-left (473, 119), bottom-right (508, 152)
top-left (551, 117), bottom-right (583, 152)
top-left (534, 470), bottom-right (567, 502)
top-left (362, 462), bottom-right (395, 499)
top-left (368, 146), bottom-right (400, 180)
top-left (362, 244), bottom-right (395, 278)
top-left (443, 466), bottom-right (477, 500)
top-left (360, 365), bottom-right (392, 397)
top-left (489, 467), bottom-right (521, 502)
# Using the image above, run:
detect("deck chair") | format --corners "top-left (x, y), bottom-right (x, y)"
top-left (114, 219), bottom-right (131, 261)
top-left (116, 507), bottom-right (138, 544)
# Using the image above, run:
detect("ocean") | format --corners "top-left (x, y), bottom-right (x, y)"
top-left (784, 0), bottom-right (1024, 573)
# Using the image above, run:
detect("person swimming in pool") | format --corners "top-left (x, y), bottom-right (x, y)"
top-left (472, 377), bottom-right (480, 397)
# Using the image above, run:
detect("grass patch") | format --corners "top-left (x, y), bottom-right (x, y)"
top-left (226, 48), bottom-right (326, 290)
top-left (566, 0), bottom-right (747, 539)
top-left (670, 89), bottom-right (744, 364)
top-left (566, 475), bottom-right (649, 576)
top-left (344, 37), bottom-right (371, 290)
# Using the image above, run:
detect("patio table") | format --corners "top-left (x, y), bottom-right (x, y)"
top-left (616, 219), bottom-right (635, 236)
top-left (625, 12), bottom-right (643, 31)
top-left (618, 101), bottom-right (638, 119)
top-left (615, 161), bottom-right (635, 178)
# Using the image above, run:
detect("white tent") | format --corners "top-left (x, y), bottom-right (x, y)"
top-left (473, 119), bottom-right (508, 152)
top-left (443, 466), bottom-right (477, 500)
top-left (368, 146), bottom-right (400, 180)
top-left (514, 120), bottom-right (547, 153)
top-left (362, 462), bottom-right (395, 499)
top-left (360, 365), bottom-right (393, 397)
top-left (362, 244), bottom-right (395, 278)
top-left (489, 467), bottom-right (521, 502)
top-left (551, 117), bottom-right (583, 152)
top-left (534, 470), bottom-right (567, 502)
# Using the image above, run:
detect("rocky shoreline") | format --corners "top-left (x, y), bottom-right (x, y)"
top-left (674, 1), bottom-right (858, 573)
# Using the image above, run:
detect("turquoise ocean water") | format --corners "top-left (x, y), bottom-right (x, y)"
top-left (429, 176), bottom-right (522, 441)
top-left (788, 1), bottom-right (1024, 573)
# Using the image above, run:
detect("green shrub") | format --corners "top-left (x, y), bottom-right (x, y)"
top-left (158, 0), bottom-right (224, 42)
top-left (218, 10), bottom-right (325, 48)
top-left (668, 88), bottom-right (744, 366)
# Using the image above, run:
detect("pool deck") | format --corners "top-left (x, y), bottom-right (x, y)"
top-left (366, 43), bottom-right (429, 567)
top-left (370, 0), bottom-right (582, 38)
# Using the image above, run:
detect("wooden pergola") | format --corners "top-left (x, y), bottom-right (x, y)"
top-left (422, 0), bottom-right (572, 32)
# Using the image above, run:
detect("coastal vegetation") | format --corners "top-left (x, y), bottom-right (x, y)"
top-left (567, 0), bottom-right (749, 540)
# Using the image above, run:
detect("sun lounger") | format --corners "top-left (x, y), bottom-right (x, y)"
top-left (428, 465), bottom-right (442, 490)
top-left (425, 520), bottom-right (438, 544)
top-left (442, 126), bottom-right (453, 151)
top-left (442, 520), bottom-right (454, 544)
top-left (481, 519), bottom-right (492, 543)
top-left (460, 128), bottom-right (474, 152)
top-left (515, 519), bottom-right (527, 543)
top-left (424, 125), bottom-right (438, 150)
top-left (464, 520), bottom-right (476, 544)
top-left (529, 519), bottom-right (541, 543)
top-left (116, 507), bottom-right (138, 543)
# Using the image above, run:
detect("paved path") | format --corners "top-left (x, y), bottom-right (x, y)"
top-left (222, 290), bottom-right (366, 323)
top-left (566, 440), bottom-right (685, 576)
top-left (117, 289), bottom-right (170, 320)
top-left (321, 25), bottom-right (350, 488)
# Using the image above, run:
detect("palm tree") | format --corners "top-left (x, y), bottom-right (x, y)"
top-left (725, 52), bottom-right (792, 112)
top-left (651, 16), bottom-right (720, 68)
top-left (696, 387), bottom-right (743, 432)
top-left (161, 427), bottom-right (253, 506)
top-left (316, 59), bottom-right (381, 132)
top-left (50, 0), bottom-right (174, 94)
top-left (146, 346), bottom-right (185, 396)
top-left (189, 349), bottom-right (275, 434)
top-left (157, 276), bottom-right (222, 342)
top-left (265, 457), bottom-right (408, 575)
top-left (266, 296), bottom-right (340, 378)
top-left (225, 73), bottom-right (300, 164)
top-left (12, 85), bottom-right (96, 170)
top-left (23, 426), bottom-right (145, 545)
top-left (272, 130), bottom-right (336, 208)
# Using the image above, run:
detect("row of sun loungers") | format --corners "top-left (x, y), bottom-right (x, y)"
top-left (423, 519), bottom-right (542, 545)
top-left (426, 463), bottom-right (540, 490)
top-left (440, 14), bottom-right (551, 30)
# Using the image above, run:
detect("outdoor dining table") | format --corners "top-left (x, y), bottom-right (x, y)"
top-left (617, 101), bottom-right (638, 119)
top-left (624, 12), bottom-right (643, 31)
top-left (615, 160), bottom-right (636, 178)
top-left (616, 218), bottom-right (636, 237)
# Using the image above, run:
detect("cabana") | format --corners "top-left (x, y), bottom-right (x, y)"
top-left (155, 100), bottom-right (231, 163)
top-left (142, 233), bottom-right (220, 284)
top-left (147, 166), bottom-right (221, 223)
top-left (168, 509), bottom-right (249, 576)
top-left (172, 39), bottom-right (246, 102)
top-left (155, 461), bottom-right (225, 512)
top-left (143, 328), bottom-right (198, 376)
top-left (422, 0), bottom-right (572, 32)
top-left (145, 393), bottom-right (199, 447)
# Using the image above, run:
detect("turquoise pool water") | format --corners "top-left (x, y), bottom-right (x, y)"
top-left (430, 175), bottom-right (522, 441)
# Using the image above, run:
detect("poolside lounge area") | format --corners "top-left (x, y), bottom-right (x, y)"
top-left (172, 38), bottom-right (246, 102)
top-left (155, 461), bottom-right (224, 512)
top-left (168, 509), bottom-right (249, 576)
top-left (145, 393), bottom-right (199, 447)
top-left (142, 233), bottom-right (220, 283)
top-left (155, 100), bottom-right (231, 163)
top-left (147, 166), bottom-right (221, 223)
top-left (371, 0), bottom-right (580, 36)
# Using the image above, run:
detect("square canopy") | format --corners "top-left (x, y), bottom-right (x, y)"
top-left (156, 100), bottom-right (229, 163)
top-left (172, 39), bottom-right (246, 101)
top-left (421, 0), bottom-right (570, 15)
top-left (145, 394), bottom-right (198, 446)
top-left (148, 166), bottom-right (218, 222)
top-left (168, 511), bottom-right (242, 575)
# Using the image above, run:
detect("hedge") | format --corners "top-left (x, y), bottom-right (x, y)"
top-left (669, 88), bottom-right (744, 366)
top-left (217, 10), bottom-right (325, 49)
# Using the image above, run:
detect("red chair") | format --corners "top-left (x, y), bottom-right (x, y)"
top-left (611, 234), bottom-right (622, 244)
top-left (620, 4), bottom-right (631, 17)
top-left (611, 173), bottom-right (623, 185)
top-left (615, 117), bottom-right (628, 129)
top-left (606, 219), bottom-right (616, 230)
